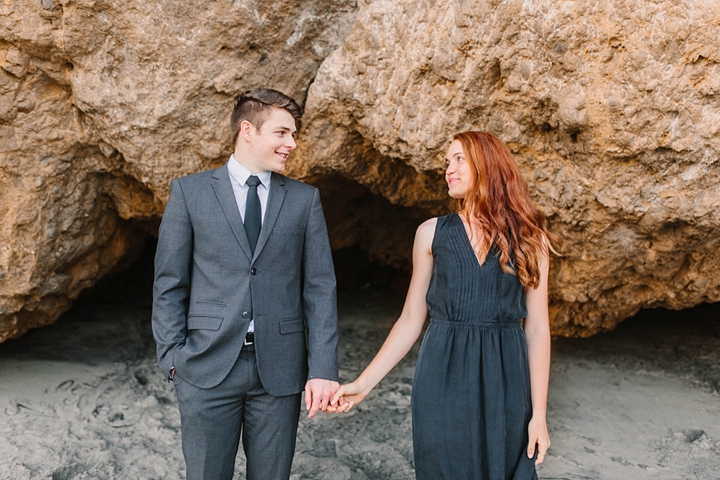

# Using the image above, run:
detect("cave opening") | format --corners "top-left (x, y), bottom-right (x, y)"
top-left (76, 172), bottom-right (431, 308)
top-left (74, 234), bottom-right (410, 310)
top-left (71, 223), bottom-right (720, 393)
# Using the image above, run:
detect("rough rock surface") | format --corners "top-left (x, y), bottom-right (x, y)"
top-left (1, 0), bottom-right (719, 340)
top-left (0, 0), bottom-right (358, 341)
top-left (289, 0), bottom-right (720, 336)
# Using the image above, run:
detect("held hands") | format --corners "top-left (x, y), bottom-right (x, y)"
top-left (324, 380), bottom-right (370, 414)
top-left (305, 378), bottom-right (371, 416)
top-left (527, 415), bottom-right (551, 465)
top-left (304, 378), bottom-right (339, 418)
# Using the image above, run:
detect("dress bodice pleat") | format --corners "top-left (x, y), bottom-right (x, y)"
top-left (426, 213), bottom-right (527, 325)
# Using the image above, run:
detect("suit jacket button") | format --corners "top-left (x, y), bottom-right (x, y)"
top-left (242, 311), bottom-right (250, 319)
top-left (250, 268), bottom-right (257, 275)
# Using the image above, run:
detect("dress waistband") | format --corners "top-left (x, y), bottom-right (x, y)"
top-left (430, 318), bottom-right (522, 328)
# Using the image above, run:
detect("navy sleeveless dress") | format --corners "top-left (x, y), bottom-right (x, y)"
top-left (411, 214), bottom-right (538, 480)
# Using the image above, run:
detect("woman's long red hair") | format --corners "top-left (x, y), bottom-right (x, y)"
top-left (454, 131), bottom-right (561, 289)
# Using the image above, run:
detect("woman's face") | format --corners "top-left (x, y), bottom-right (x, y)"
top-left (445, 140), bottom-right (473, 199)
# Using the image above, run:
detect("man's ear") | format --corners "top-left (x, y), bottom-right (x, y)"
top-left (239, 120), bottom-right (255, 143)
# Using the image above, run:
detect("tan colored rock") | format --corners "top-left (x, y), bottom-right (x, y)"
top-left (289, 0), bottom-right (720, 336)
top-left (0, 0), bottom-right (357, 341)
top-left (1, 0), bottom-right (719, 341)
top-left (0, 52), bottom-right (150, 340)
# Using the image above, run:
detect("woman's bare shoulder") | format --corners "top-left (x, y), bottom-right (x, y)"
top-left (414, 218), bottom-right (438, 251)
top-left (417, 217), bottom-right (438, 235)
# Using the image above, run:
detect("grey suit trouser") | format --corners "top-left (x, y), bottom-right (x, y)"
top-left (174, 345), bottom-right (301, 480)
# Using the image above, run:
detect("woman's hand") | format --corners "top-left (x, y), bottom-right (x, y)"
top-left (325, 381), bottom-right (368, 413)
top-left (324, 220), bottom-right (436, 416)
top-left (527, 415), bottom-right (551, 464)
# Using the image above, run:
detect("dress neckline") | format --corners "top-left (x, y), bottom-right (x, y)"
top-left (452, 213), bottom-right (493, 269)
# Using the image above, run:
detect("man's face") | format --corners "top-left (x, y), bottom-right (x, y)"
top-left (243, 107), bottom-right (298, 173)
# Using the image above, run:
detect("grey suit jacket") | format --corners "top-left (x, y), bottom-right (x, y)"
top-left (152, 163), bottom-right (338, 396)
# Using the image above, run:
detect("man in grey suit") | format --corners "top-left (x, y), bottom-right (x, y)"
top-left (152, 88), bottom-right (339, 480)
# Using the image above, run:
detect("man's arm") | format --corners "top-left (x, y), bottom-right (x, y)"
top-left (152, 179), bottom-right (193, 380)
top-left (301, 188), bottom-right (339, 417)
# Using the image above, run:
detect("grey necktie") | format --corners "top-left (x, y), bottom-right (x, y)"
top-left (244, 175), bottom-right (261, 254)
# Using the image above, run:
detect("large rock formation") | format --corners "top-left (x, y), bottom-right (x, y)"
top-left (1, 0), bottom-right (719, 340)
top-left (289, 0), bottom-right (720, 336)
top-left (0, 0), bottom-right (358, 340)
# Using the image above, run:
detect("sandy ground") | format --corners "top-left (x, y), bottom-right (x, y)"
top-left (1, 288), bottom-right (719, 480)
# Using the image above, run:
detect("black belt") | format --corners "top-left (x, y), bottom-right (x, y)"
top-left (244, 331), bottom-right (255, 345)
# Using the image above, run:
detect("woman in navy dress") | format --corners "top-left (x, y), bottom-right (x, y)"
top-left (330, 131), bottom-right (560, 479)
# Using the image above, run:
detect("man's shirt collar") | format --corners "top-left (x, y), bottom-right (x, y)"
top-left (228, 154), bottom-right (271, 188)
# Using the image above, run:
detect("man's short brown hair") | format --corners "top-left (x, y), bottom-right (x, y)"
top-left (230, 88), bottom-right (303, 147)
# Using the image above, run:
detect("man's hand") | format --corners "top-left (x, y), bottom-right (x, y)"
top-left (304, 378), bottom-right (339, 418)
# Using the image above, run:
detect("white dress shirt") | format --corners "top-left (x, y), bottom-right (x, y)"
top-left (227, 154), bottom-right (272, 223)
top-left (227, 154), bottom-right (272, 333)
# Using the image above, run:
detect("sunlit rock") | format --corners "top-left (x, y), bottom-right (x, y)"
top-left (1, 0), bottom-right (719, 340)
top-left (0, 0), bottom-right (357, 341)
top-left (288, 0), bottom-right (720, 336)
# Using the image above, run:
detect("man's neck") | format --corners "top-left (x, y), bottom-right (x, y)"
top-left (232, 150), bottom-right (265, 174)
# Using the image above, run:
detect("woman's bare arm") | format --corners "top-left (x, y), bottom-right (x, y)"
top-left (523, 251), bottom-right (552, 464)
top-left (329, 218), bottom-right (437, 410)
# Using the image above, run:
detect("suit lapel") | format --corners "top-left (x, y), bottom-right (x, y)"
top-left (211, 163), bottom-right (253, 261)
top-left (252, 172), bottom-right (286, 263)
